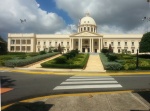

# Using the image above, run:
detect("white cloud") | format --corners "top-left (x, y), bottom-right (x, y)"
top-left (55, 24), bottom-right (77, 34)
top-left (55, 0), bottom-right (150, 34)
top-left (0, 0), bottom-right (66, 38)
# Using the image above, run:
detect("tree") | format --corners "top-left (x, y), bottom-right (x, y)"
top-left (58, 43), bottom-right (62, 54)
top-left (139, 32), bottom-right (150, 53)
top-left (108, 44), bottom-right (113, 53)
top-left (0, 36), bottom-right (7, 55)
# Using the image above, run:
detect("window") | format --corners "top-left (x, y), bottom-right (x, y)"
top-left (16, 46), bottom-right (20, 51)
top-left (10, 46), bottom-right (14, 51)
top-left (132, 42), bottom-right (134, 46)
top-left (84, 40), bottom-right (88, 44)
top-left (16, 40), bottom-right (20, 44)
top-left (111, 42), bottom-right (114, 46)
top-left (49, 42), bottom-right (51, 45)
top-left (22, 46), bottom-right (25, 51)
top-left (38, 48), bottom-right (40, 51)
top-left (67, 42), bottom-right (69, 45)
top-left (55, 42), bottom-right (57, 46)
top-left (11, 40), bottom-right (15, 44)
top-left (84, 27), bottom-right (86, 31)
top-left (27, 46), bottom-right (30, 51)
top-left (91, 28), bottom-right (93, 32)
top-left (81, 28), bottom-right (82, 32)
top-left (76, 41), bottom-right (78, 46)
top-left (38, 42), bottom-right (40, 45)
top-left (22, 40), bottom-right (26, 44)
top-left (61, 42), bottom-right (63, 46)
top-left (118, 49), bottom-right (120, 53)
top-left (88, 27), bottom-right (90, 31)
top-left (118, 42), bottom-right (120, 46)
top-left (132, 49), bottom-right (134, 53)
top-left (27, 40), bottom-right (31, 44)
top-left (105, 42), bottom-right (107, 46)
top-left (95, 42), bottom-right (97, 46)
top-left (44, 42), bottom-right (46, 45)
top-left (125, 42), bottom-right (127, 46)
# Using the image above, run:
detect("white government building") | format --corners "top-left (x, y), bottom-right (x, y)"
top-left (8, 13), bottom-right (142, 54)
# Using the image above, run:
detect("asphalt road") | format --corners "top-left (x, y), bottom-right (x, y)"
top-left (1, 72), bottom-right (150, 106)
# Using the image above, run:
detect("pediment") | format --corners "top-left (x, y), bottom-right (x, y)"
top-left (70, 31), bottom-right (102, 37)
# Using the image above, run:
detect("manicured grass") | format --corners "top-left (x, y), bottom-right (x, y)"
top-left (41, 53), bottom-right (89, 69)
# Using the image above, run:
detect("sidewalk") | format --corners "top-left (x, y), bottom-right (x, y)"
top-left (2, 91), bottom-right (150, 111)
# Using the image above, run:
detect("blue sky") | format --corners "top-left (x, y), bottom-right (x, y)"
top-left (36, 0), bottom-right (73, 24)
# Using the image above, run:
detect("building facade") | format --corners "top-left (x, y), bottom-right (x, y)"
top-left (8, 13), bottom-right (142, 54)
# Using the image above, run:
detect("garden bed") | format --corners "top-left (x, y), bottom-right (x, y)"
top-left (41, 53), bottom-right (89, 69)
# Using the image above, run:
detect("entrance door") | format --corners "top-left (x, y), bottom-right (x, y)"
top-left (82, 48), bottom-right (85, 52)
top-left (88, 48), bottom-right (90, 52)
top-left (95, 49), bottom-right (97, 53)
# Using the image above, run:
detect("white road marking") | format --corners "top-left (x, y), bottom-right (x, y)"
top-left (66, 78), bottom-right (115, 81)
top-left (61, 81), bottom-right (118, 84)
top-left (54, 84), bottom-right (122, 90)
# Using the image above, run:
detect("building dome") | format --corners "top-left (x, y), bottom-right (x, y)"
top-left (80, 13), bottom-right (96, 26)
top-left (78, 13), bottom-right (97, 33)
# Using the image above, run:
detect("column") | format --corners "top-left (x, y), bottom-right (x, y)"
top-left (78, 39), bottom-right (80, 51)
top-left (81, 38), bottom-right (82, 53)
top-left (90, 38), bottom-right (91, 52)
top-left (72, 38), bottom-right (74, 50)
top-left (99, 38), bottom-right (101, 52)
top-left (91, 38), bottom-right (93, 52)
top-left (101, 38), bottom-right (103, 51)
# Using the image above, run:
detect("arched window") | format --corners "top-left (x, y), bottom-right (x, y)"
top-left (91, 28), bottom-right (93, 32)
top-left (88, 27), bottom-right (90, 31)
top-left (81, 28), bottom-right (82, 32)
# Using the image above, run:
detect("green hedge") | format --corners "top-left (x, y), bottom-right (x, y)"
top-left (4, 52), bottom-right (59, 67)
top-left (99, 53), bottom-right (123, 70)
top-left (41, 53), bottom-right (89, 69)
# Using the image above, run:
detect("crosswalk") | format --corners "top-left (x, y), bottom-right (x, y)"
top-left (53, 76), bottom-right (122, 90)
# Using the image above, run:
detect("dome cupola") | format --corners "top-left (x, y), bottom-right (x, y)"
top-left (78, 13), bottom-right (97, 33)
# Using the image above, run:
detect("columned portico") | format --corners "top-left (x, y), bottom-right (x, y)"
top-left (70, 35), bottom-right (102, 53)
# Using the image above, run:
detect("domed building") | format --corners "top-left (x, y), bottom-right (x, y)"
top-left (8, 13), bottom-right (142, 54)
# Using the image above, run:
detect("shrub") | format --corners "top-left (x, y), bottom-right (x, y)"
top-left (101, 49), bottom-right (109, 53)
top-left (105, 63), bottom-right (123, 70)
top-left (5, 52), bottom-right (59, 67)
top-left (124, 63), bottom-right (136, 70)
top-left (39, 50), bottom-right (46, 55)
top-left (100, 53), bottom-right (123, 70)
top-left (7, 52), bottom-right (26, 55)
top-left (55, 56), bottom-right (67, 64)
top-left (107, 54), bottom-right (118, 61)
top-left (138, 54), bottom-right (150, 59)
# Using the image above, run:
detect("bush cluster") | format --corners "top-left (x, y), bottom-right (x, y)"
top-left (138, 54), bottom-right (150, 59)
top-left (107, 54), bottom-right (118, 61)
top-left (99, 53), bottom-right (123, 70)
top-left (4, 52), bottom-right (59, 67)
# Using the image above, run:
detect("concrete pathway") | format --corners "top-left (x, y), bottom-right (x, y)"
top-left (27, 54), bottom-right (61, 68)
top-left (2, 92), bottom-right (150, 111)
top-left (84, 53), bottom-right (105, 72)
